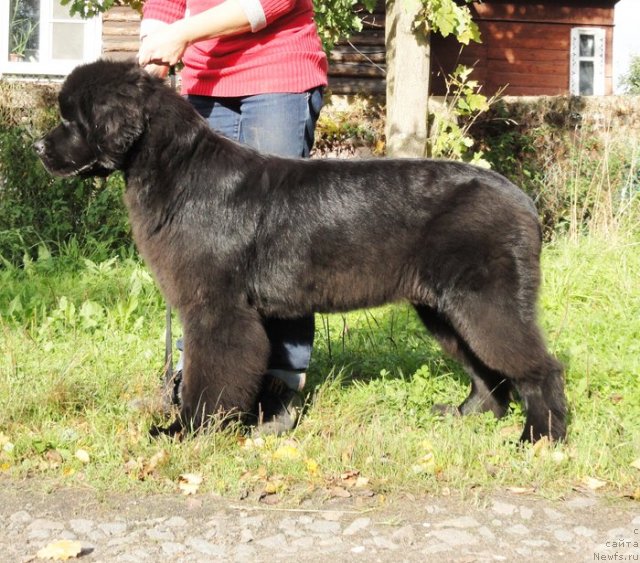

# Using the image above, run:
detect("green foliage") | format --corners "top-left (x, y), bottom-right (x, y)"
top-left (313, 0), bottom-right (378, 53)
top-left (314, 97), bottom-right (385, 156)
top-left (414, 0), bottom-right (480, 45)
top-left (60, 0), bottom-right (479, 55)
top-left (620, 54), bottom-right (640, 95)
top-left (60, 0), bottom-right (143, 18)
top-left (427, 65), bottom-right (492, 166)
top-left (474, 98), bottom-right (640, 239)
top-left (0, 89), bottom-right (132, 265)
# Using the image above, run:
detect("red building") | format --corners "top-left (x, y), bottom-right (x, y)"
top-left (330, 0), bottom-right (621, 96)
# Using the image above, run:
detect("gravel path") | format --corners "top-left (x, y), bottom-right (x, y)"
top-left (2, 482), bottom-right (639, 562)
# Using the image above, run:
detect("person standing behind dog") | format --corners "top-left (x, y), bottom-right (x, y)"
top-left (138, 0), bottom-right (328, 433)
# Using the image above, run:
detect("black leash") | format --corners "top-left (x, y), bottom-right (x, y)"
top-left (161, 66), bottom-right (178, 406)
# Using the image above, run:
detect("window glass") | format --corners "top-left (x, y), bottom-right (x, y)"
top-left (52, 22), bottom-right (85, 59)
top-left (579, 35), bottom-right (595, 58)
top-left (8, 0), bottom-right (40, 62)
top-left (579, 61), bottom-right (595, 95)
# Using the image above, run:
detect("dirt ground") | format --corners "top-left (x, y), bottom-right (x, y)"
top-left (1, 478), bottom-right (639, 562)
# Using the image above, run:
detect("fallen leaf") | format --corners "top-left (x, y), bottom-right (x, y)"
top-left (0, 433), bottom-right (13, 453)
top-left (305, 458), bottom-right (319, 476)
top-left (340, 469), bottom-right (361, 487)
top-left (242, 437), bottom-right (265, 450)
top-left (412, 452), bottom-right (436, 475)
top-left (259, 491), bottom-right (280, 505)
top-left (74, 449), bottom-right (90, 464)
top-left (355, 476), bottom-right (370, 488)
top-left (531, 436), bottom-right (551, 456)
top-left (630, 459), bottom-right (640, 471)
top-left (36, 539), bottom-right (82, 560)
top-left (582, 476), bottom-right (607, 490)
top-left (178, 473), bottom-right (203, 495)
top-left (329, 486), bottom-right (351, 498)
top-left (507, 486), bottom-right (535, 495)
top-left (499, 424), bottom-right (521, 437)
top-left (144, 449), bottom-right (169, 476)
top-left (273, 444), bottom-right (301, 461)
top-left (262, 478), bottom-right (286, 495)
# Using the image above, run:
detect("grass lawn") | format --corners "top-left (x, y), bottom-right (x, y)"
top-left (0, 232), bottom-right (638, 501)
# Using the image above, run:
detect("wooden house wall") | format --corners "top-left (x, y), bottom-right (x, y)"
top-left (102, 7), bottom-right (141, 61)
top-left (430, 1), bottom-right (617, 96)
top-left (327, 7), bottom-right (386, 95)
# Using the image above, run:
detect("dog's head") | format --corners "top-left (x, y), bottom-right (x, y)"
top-left (35, 59), bottom-right (157, 177)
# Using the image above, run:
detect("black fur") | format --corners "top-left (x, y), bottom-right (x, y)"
top-left (35, 60), bottom-right (566, 442)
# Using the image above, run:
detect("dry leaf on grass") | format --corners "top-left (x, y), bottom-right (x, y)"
top-left (240, 436), bottom-right (265, 450)
top-left (273, 443), bottom-right (301, 461)
top-left (36, 539), bottom-right (82, 560)
top-left (506, 486), bottom-right (535, 495)
top-left (124, 450), bottom-right (169, 481)
top-left (178, 472), bottom-right (203, 495)
top-left (0, 432), bottom-right (13, 453)
top-left (582, 476), bottom-right (607, 490)
top-left (630, 459), bottom-right (640, 471)
top-left (305, 458), bottom-right (319, 476)
top-left (328, 486), bottom-right (352, 498)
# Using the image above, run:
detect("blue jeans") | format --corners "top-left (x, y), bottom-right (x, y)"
top-left (186, 88), bottom-right (323, 373)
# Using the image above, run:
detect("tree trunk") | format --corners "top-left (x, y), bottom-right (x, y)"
top-left (384, 0), bottom-right (431, 157)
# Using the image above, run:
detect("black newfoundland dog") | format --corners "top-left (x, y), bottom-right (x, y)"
top-left (35, 59), bottom-right (566, 443)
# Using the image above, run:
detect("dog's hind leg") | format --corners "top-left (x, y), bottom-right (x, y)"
top-left (414, 304), bottom-right (513, 419)
top-left (434, 294), bottom-right (566, 443)
top-left (178, 302), bottom-right (270, 431)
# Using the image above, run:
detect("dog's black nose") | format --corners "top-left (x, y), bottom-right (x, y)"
top-left (33, 139), bottom-right (46, 156)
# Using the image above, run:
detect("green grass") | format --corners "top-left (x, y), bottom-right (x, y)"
top-left (0, 231), bottom-right (639, 501)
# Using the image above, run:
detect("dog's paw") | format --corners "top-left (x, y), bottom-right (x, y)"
top-left (149, 418), bottom-right (184, 438)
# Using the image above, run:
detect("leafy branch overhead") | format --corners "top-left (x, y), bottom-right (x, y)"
top-left (60, 0), bottom-right (480, 50)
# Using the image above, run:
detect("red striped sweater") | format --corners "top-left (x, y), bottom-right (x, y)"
top-left (142, 0), bottom-right (328, 96)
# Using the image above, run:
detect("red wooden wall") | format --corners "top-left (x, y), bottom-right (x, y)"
top-left (430, 0), bottom-right (619, 96)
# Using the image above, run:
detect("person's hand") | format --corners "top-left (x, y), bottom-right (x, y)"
top-left (142, 63), bottom-right (170, 79)
top-left (138, 23), bottom-right (190, 68)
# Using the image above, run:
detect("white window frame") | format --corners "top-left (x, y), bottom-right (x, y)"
top-left (570, 27), bottom-right (606, 96)
top-left (0, 0), bottom-right (101, 77)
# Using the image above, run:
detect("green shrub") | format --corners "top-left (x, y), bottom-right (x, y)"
top-left (473, 97), bottom-right (640, 239)
top-left (0, 84), bottom-right (131, 265)
top-left (620, 54), bottom-right (640, 95)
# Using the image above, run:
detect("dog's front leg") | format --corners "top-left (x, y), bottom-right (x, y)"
top-left (176, 302), bottom-right (270, 432)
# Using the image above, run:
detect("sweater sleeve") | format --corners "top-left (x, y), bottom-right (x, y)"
top-left (233, 0), bottom-right (300, 32)
top-left (142, 0), bottom-right (187, 25)
top-left (259, 0), bottom-right (298, 24)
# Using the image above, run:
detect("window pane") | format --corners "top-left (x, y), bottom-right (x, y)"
top-left (580, 61), bottom-right (594, 95)
top-left (8, 0), bottom-right (40, 62)
top-left (52, 23), bottom-right (84, 60)
top-left (579, 34), bottom-right (595, 57)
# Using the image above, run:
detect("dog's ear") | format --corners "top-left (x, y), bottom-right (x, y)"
top-left (86, 65), bottom-right (151, 167)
